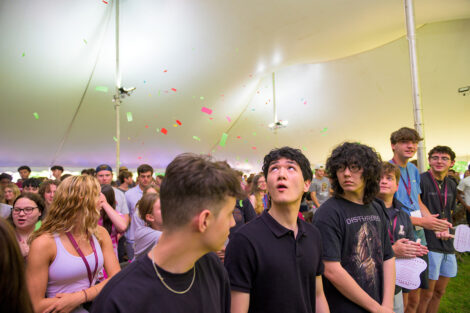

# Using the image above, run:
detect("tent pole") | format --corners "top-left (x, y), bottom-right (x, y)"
top-left (272, 72), bottom-right (277, 124)
top-left (404, 0), bottom-right (426, 172)
top-left (114, 0), bottom-right (121, 177)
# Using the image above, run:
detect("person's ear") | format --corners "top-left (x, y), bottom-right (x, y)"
top-left (450, 160), bottom-right (455, 168)
top-left (196, 209), bottom-right (212, 233)
top-left (146, 213), bottom-right (155, 223)
top-left (304, 180), bottom-right (311, 192)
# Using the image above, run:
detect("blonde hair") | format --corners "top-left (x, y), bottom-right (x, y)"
top-left (30, 175), bottom-right (101, 242)
top-left (251, 174), bottom-right (265, 215)
top-left (3, 183), bottom-right (21, 205)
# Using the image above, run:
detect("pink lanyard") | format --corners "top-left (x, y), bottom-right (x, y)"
top-left (391, 159), bottom-right (413, 204)
top-left (427, 171), bottom-right (448, 217)
top-left (65, 232), bottom-right (98, 287)
top-left (387, 215), bottom-right (398, 244)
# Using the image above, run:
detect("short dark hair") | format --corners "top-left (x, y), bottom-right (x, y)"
top-left (0, 173), bottom-right (13, 181)
top-left (22, 178), bottom-right (41, 189)
top-left (326, 142), bottom-right (382, 204)
top-left (51, 165), bottom-right (64, 172)
top-left (160, 153), bottom-right (245, 230)
top-left (118, 171), bottom-right (133, 184)
top-left (390, 127), bottom-right (423, 144)
top-left (137, 164), bottom-right (153, 175)
top-left (428, 145), bottom-right (456, 161)
top-left (381, 162), bottom-right (401, 183)
top-left (81, 168), bottom-right (95, 176)
top-left (17, 166), bottom-right (31, 173)
top-left (262, 147), bottom-right (312, 182)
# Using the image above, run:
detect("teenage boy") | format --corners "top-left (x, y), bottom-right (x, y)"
top-left (50, 165), bottom-right (64, 181)
top-left (313, 142), bottom-right (395, 313)
top-left (225, 147), bottom-right (328, 313)
top-left (457, 165), bottom-right (470, 225)
top-left (125, 164), bottom-right (154, 259)
top-left (309, 164), bottom-right (331, 211)
top-left (22, 178), bottom-right (41, 193)
top-left (91, 154), bottom-right (245, 313)
top-left (418, 146), bottom-right (457, 313)
top-left (389, 127), bottom-right (451, 313)
top-left (16, 165), bottom-right (31, 189)
top-left (377, 162), bottom-right (428, 313)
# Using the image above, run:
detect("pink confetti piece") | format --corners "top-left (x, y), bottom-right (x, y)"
top-left (161, 128), bottom-right (168, 135)
top-left (304, 101), bottom-right (307, 104)
top-left (226, 116), bottom-right (231, 122)
top-left (201, 107), bottom-right (212, 115)
top-left (252, 147), bottom-right (256, 150)
top-left (171, 88), bottom-right (177, 92)
top-left (209, 117), bottom-right (214, 120)
top-left (145, 125), bottom-right (149, 128)
top-left (138, 156), bottom-right (142, 160)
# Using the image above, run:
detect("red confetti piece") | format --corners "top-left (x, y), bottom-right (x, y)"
top-left (102, 0), bottom-right (108, 4)
top-left (161, 128), bottom-right (168, 135)
top-left (209, 117), bottom-right (214, 120)
top-left (163, 69), bottom-right (167, 72)
top-left (145, 125), bottom-right (149, 128)
top-left (176, 120), bottom-right (182, 125)
top-left (171, 88), bottom-right (177, 92)
top-left (201, 107), bottom-right (212, 115)
top-left (237, 136), bottom-right (241, 139)
top-left (252, 147), bottom-right (256, 150)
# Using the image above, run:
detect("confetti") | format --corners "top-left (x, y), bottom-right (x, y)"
top-left (219, 133), bottom-right (228, 147)
top-left (173, 124), bottom-right (177, 127)
top-left (83, 39), bottom-right (88, 44)
top-left (237, 136), bottom-right (241, 139)
top-left (145, 125), bottom-right (149, 128)
top-left (95, 86), bottom-right (108, 93)
top-left (126, 112), bottom-right (133, 122)
top-left (304, 101), bottom-right (307, 105)
top-left (176, 120), bottom-right (182, 125)
top-left (252, 147), bottom-right (256, 150)
top-left (102, 0), bottom-right (108, 4)
top-left (22, 52), bottom-right (25, 57)
top-left (239, 200), bottom-right (243, 207)
top-left (163, 69), bottom-right (167, 73)
top-left (200, 96), bottom-right (205, 100)
top-left (113, 136), bottom-right (118, 142)
top-left (192, 136), bottom-right (201, 141)
top-left (252, 132), bottom-right (256, 136)
top-left (226, 116), bottom-right (231, 122)
top-left (201, 107), bottom-right (212, 115)
top-left (302, 146), bottom-right (306, 151)
top-left (33, 112), bottom-right (39, 119)
top-left (161, 128), bottom-right (168, 135)
top-left (320, 127), bottom-right (328, 133)
top-left (143, 80), bottom-right (147, 84)
top-left (171, 88), bottom-right (177, 92)
top-left (156, 128), bottom-right (160, 133)
top-left (138, 156), bottom-right (142, 160)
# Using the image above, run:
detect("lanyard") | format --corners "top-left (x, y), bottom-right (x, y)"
top-left (66, 232), bottom-right (98, 287)
top-left (262, 194), bottom-right (268, 209)
top-left (387, 215), bottom-right (398, 244)
top-left (391, 159), bottom-right (413, 205)
top-left (427, 171), bottom-right (448, 217)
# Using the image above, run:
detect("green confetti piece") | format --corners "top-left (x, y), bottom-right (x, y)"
top-left (33, 112), bottom-right (39, 119)
top-left (320, 127), bottom-right (328, 133)
top-left (200, 96), bottom-right (205, 100)
top-left (252, 132), bottom-right (256, 136)
top-left (83, 39), bottom-right (88, 44)
top-left (239, 200), bottom-right (243, 207)
top-left (245, 159), bottom-right (248, 163)
top-left (22, 52), bottom-right (25, 57)
top-left (302, 146), bottom-right (306, 151)
top-left (126, 112), bottom-right (133, 122)
top-left (95, 86), bottom-right (108, 93)
top-left (235, 48), bottom-right (239, 53)
top-left (113, 136), bottom-right (118, 142)
top-left (219, 133), bottom-right (228, 147)
top-left (156, 128), bottom-right (160, 133)
top-left (193, 136), bottom-right (201, 141)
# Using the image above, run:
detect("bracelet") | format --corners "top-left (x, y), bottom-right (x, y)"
top-left (82, 289), bottom-right (88, 303)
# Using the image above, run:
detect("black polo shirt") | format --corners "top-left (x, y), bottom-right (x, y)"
top-left (224, 210), bottom-right (323, 313)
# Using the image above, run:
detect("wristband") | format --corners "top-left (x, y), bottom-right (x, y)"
top-left (82, 289), bottom-right (88, 303)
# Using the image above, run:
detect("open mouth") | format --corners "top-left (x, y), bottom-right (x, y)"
top-left (276, 183), bottom-right (288, 191)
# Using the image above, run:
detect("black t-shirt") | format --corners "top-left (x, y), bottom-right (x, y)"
top-left (225, 211), bottom-right (323, 313)
top-left (91, 252), bottom-right (230, 313)
top-left (229, 198), bottom-right (257, 238)
top-left (312, 197), bottom-right (394, 313)
top-left (420, 172), bottom-right (457, 253)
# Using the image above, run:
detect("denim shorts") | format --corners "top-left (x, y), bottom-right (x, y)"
top-left (428, 251), bottom-right (457, 280)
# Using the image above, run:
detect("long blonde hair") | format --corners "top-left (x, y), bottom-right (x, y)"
top-left (30, 175), bottom-right (101, 242)
top-left (3, 183), bottom-right (21, 205)
top-left (251, 174), bottom-right (265, 215)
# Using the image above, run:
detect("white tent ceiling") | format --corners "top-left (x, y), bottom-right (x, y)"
top-left (1, 0), bottom-right (469, 172)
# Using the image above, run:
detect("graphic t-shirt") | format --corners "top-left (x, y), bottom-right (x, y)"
top-left (313, 197), bottom-right (394, 313)
top-left (309, 177), bottom-right (331, 206)
top-left (420, 172), bottom-right (457, 253)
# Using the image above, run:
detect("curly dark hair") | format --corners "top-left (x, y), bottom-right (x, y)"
top-left (262, 147), bottom-right (312, 182)
top-left (428, 145), bottom-right (456, 161)
top-left (326, 142), bottom-right (382, 204)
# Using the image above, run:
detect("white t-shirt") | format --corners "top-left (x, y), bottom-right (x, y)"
top-left (457, 176), bottom-right (470, 205)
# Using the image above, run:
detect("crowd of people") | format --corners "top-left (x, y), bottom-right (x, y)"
top-left (1, 126), bottom-right (470, 313)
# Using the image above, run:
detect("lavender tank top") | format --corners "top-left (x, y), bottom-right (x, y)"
top-left (47, 234), bottom-right (104, 300)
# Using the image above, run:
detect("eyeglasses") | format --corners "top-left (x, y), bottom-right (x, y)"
top-left (12, 207), bottom-right (38, 215)
top-left (337, 164), bottom-right (362, 173)
top-left (430, 156), bottom-right (450, 162)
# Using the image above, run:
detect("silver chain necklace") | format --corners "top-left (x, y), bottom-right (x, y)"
top-left (151, 250), bottom-right (196, 295)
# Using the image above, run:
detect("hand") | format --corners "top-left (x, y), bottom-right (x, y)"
top-left (435, 230), bottom-right (454, 241)
top-left (420, 214), bottom-right (452, 232)
top-left (42, 291), bottom-right (84, 313)
top-left (374, 304), bottom-right (394, 313)
top-left (392, 238), bottom-right (421, 258)
top-left (408, 240), bottom-right (428, 257)
top-left (99, 193), bottom-right (108, 209)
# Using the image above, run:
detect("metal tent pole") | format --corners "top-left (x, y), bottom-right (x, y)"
top-left (114, 0), bottom-right (121, 177)
top-left (404, 0), bottom-right (426, 172)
